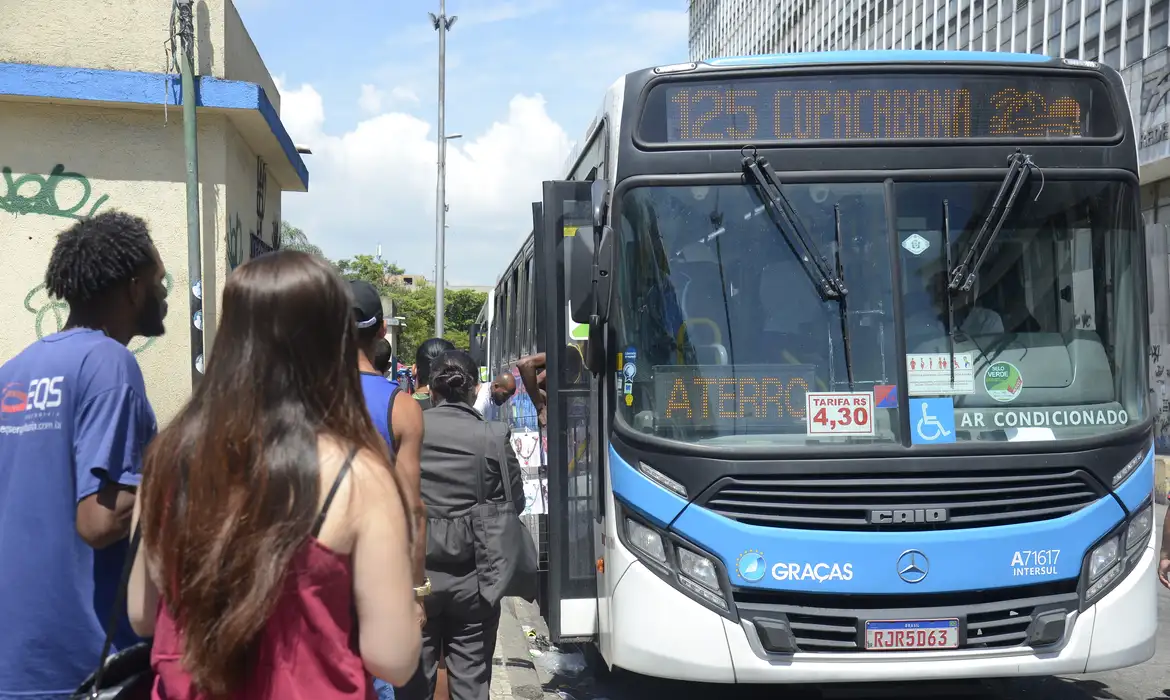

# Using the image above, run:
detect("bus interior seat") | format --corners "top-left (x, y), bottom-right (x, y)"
top-left (675, 259), bottom-right (731, 365)
top-left (754, 260), bottom-right (826, 363)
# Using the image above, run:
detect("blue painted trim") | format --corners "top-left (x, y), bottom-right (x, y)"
top-left (609, 445), bottom-right (689, 528)
top-left (254, 85), bottom-right (309, 191)
top-left (1114, 445), bottom-right (1156, 511)
top-left (672, 491), bottom-right (1125, 594)
top-left (706, 50), bottom-right (1056, 68)
top-left (0, 63), bottom-right (308, 190)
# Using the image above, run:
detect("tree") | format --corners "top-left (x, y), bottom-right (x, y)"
top-left (335, 254), bottom-right (405, 290)
top-left (445, 289), bottom-right (488, 334)
top-left (386, 284), bottom-right (488, 361)
top-left (278, 221), bottom-right (326, 258)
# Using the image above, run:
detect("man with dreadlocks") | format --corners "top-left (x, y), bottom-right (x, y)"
top-left (0, 211), bottom-right (168, 699)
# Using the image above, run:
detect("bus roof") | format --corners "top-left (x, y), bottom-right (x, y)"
top-left (704, 50), bottom-right (1063, 69)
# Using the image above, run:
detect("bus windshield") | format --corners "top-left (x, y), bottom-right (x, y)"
top-left (614, 179), bottom-right (1146, 447)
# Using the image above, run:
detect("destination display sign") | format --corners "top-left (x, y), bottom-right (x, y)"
top-left (653, 365), bottom-right (816, 429)
top-left (638, 73), bottom-right (1118, 144)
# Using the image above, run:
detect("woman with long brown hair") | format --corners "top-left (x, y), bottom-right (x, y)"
top-left (125, 250), bottom-right (421, 698)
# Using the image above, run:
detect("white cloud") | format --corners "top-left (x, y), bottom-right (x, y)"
top-left (276, 78), bottom-right (572, 285)
top-left (358, 84), bottom-right (384, 115)
top-left (390, 86), bottom-right (420, 104)
top-left (358, 84), bottom-right (420, 115)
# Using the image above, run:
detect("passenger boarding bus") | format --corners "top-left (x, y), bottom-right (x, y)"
top-left (484, 51), bottom-right (1157, 684)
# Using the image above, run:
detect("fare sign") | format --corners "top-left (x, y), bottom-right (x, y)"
top-left (806, 392), bottom-right (875, 436)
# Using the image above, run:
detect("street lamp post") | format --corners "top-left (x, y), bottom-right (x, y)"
top-left (431, 1), bottom-right (458, 337)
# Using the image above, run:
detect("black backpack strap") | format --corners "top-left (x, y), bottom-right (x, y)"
top-left (385, 385), bottom-right (402, 454)
top-left (90, 523), bottom-right (142, 693)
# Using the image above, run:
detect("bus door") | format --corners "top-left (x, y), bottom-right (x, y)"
top-left (535, 182), bottom-right (599, 643)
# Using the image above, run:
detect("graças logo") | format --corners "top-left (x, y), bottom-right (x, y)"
top-left (736, 550), bottom-right (767, 583)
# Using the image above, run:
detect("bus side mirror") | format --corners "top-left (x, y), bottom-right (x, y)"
top-left (567, 182), bottom-right (614, 326)
top-left (468, 323), bottom-right (486, 366)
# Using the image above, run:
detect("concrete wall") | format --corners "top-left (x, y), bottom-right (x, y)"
top-left (0, 0), bottom-right (305, 424)
top-left (0, 102), bottom-right (227, 420)
top-left (0, 0), bottom-right (278, 108)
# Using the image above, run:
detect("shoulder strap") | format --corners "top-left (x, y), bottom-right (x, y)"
top-left (496, 425), bottom-right (516, 505)
top-left (480, 422), bottom-right (515, 506)
top-left (313, 446), bottom-right (359, 538)
top-left (91, 523), bottom-right (142, 692)
top-left (384, 385), bottom-right (402, 453)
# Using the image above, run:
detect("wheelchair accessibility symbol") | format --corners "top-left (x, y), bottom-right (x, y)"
top-left (910, 398), bottom-right (956, 445)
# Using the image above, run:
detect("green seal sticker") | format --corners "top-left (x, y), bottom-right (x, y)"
top-left (984, 361), bottom-right (1023, 403)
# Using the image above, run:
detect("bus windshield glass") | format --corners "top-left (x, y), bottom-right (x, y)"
top-left (614, 179), bottom-right (1146, 446)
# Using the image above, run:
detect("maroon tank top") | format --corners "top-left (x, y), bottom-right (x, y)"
top-left (149, 449), bottom-right (374, 700)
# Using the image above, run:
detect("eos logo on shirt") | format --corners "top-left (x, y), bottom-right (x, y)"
top-left (25, 377), bottom-right (65, 412)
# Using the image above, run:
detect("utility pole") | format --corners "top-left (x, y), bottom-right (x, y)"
top-left (430, 1), bottom-right (456, 337)
top-left (177, 0), bottom-right (204, 385)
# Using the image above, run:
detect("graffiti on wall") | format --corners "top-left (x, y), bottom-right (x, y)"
top-left (227, 213), bottom-right (244, 270)
top-left (255, 156), bottom-right (267, 244)
top-left (0, 165), bottom-right (110, 220)
top-left (23, 273), bottom-right (175, 356)
top-left (227, 157), bottom-right (272, 270)
top-left (1154, 343), bottom-right (1170, 452)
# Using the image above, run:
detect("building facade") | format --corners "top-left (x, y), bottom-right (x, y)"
top-left (0, 0), bottom-right (308, 424)
top-left (690, 0), bottom-right (1170, 70)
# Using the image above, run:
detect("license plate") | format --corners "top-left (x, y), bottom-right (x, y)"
top-left (864, 618), bottom-right (959, 651)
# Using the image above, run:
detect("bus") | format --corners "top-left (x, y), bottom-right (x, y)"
top-left (482, 50), bottom-right (1157, 684)
top-left (470, 288), bottom-right (495, 384)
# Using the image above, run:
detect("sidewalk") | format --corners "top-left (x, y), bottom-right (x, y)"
top-left (492, 597), bottom-right (599, 700)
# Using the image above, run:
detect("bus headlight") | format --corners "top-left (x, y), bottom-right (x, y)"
top-left (626, 518), bottom-right (667, 564)
top-left (616, 505), bottom-right (735, 619)
top-left (1087, 536), bottom-right (1120, 581)
top-left (1125, 504), bottom-right (1154, 554)
top-left (678, 547), bottom-right (720, 591)
top-left (1112, 448), bottom-right (1149, 487)
top-left (1082, 496), bottom-right (1156, 607)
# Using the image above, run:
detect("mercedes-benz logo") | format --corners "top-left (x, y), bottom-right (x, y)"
top-left (897, 549), bottom-right (929, 584)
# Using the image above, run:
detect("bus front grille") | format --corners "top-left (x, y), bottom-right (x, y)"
top-left (734, 580), bottom-right (1079, 653)
top-left (700, 468), bottom-right (1102, 531)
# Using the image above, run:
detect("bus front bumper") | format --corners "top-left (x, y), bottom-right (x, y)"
top-left (606, 540), bottom-right (1157, 683)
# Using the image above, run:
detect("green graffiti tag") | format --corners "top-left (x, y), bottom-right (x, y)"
top-left (23, 273), bottom-right (175, 356)
top-left (228, 213), bottom-right (244, 270)
top-left (1, 165), bottom-right (110, 220)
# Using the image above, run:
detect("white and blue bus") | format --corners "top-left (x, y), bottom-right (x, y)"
top-left (482, 51), bottom-right (1157, 684)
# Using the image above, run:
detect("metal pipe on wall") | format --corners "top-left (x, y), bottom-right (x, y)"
top-left (177, 0), bottom-right (205, 385)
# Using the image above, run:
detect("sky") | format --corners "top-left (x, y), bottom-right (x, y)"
top-left (232, 0), bottom-right (689, 286)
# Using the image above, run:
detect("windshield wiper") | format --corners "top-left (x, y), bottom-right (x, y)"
top-left (942, 199), bottom-right (956, 385)
top-left (948, 149), bottom-right (1035, 293)
top-left (742, 149), bottom-right (854, 389)
top-left (742, 150), bottom-right (846, 301)
top-left (833, 204), bottom-right (855, 390)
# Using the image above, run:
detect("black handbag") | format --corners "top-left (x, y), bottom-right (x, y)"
top-left (472, 422), bottom-right (540, 607)
top-left (71, 525), bottom-right (154, 700)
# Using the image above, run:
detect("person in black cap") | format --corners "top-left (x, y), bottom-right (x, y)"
top-left (349, 281), bottom-right (431, 653)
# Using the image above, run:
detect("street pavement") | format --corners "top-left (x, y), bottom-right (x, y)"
top-left (491, 504), bottom-right (1170, 700)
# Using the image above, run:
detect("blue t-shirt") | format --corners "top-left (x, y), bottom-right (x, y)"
top-left (360, 372), bottom-right (400, 454)
top-left (0, 329), bottom-right (157, 699)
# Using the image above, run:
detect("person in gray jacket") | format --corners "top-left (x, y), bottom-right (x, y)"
top-left (394, 349), bottom-right (524, 700)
